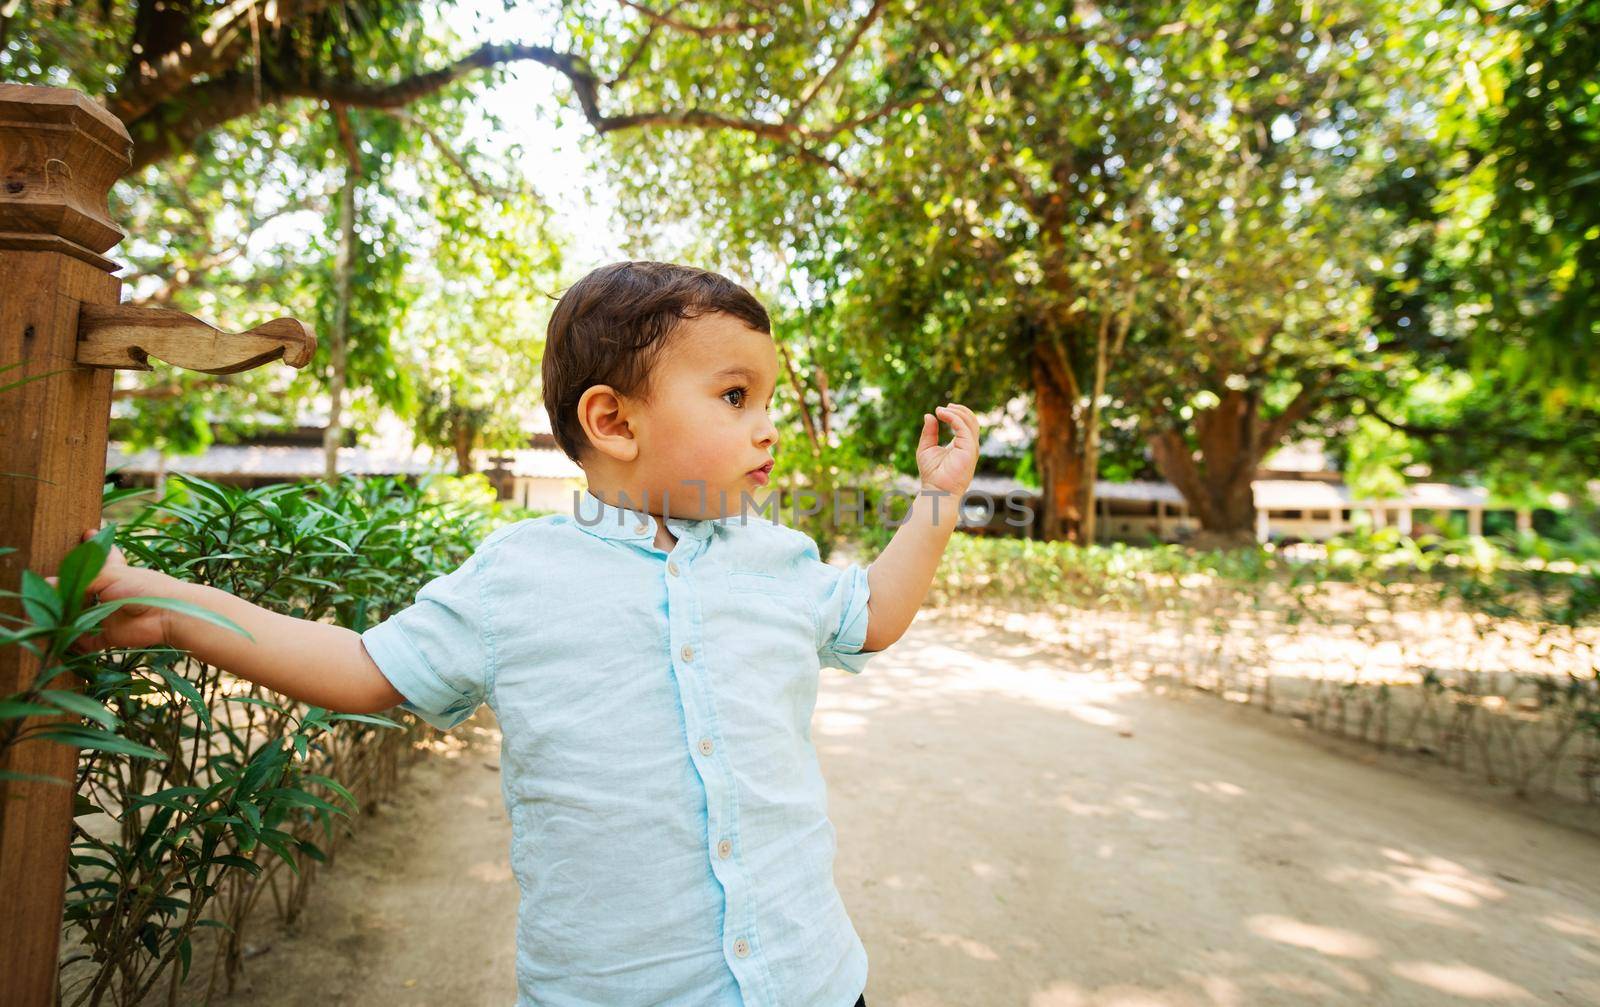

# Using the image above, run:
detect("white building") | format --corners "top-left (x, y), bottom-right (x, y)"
top-left (108, 402), bottom-right (1582, 543)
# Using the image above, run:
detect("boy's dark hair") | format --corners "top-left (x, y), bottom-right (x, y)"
top-left (542, 260), bottom-right (771, 464)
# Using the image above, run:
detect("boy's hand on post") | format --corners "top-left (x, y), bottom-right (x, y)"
top-left (46, 528), bottom-right (178, 654)
top-left (916, 402), bottom-right (980, 498)
top-left (48, 529), bottom-right (402, 712)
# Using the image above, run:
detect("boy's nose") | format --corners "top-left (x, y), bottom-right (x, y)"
top-left (755, 414), bottom-right (778, 448)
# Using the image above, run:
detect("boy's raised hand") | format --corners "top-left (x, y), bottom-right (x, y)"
top-left (46, 528), bottom-right (178, 654)
top-left (916, 402), bottom-right (980, 497)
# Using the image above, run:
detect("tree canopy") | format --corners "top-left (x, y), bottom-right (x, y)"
top-left (3, 0), bottom-right (1594, 537)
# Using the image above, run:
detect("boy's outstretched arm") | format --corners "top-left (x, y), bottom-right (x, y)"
top-left (51, 535), bottom-right (404, 714)
top-left (862, 402), bottom-right (980, 653)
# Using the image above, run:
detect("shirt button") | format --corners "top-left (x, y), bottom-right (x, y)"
top-left (681, 644), bottom-right (694, 662)
top-left (717, 838), bottom-right (732, 859)
top-left (698, 738), bottom-right (714, 756)
top-left (733, 938), bottom-right (750, 958)
top-left (634, 521), bottom-right (648, 534)
top-left (667, 561), bottom-right (679, 576)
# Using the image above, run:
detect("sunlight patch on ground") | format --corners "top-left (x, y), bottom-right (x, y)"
top-left (1390, 961), bottom-right (1533, 999)
top-left (922, 931), bottom-right (1002, 962)
top-left (1540, 911), bottom-right (1600, 942)
top-left (1245, 915), bottom-right (1380, 958)
top-left (1189, 780), bottom-right (1246, 798)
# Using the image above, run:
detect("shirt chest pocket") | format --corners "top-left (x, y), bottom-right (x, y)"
top-left (722, 571), bottom-right (821, 656)
top-left (719, 572), bottom-right (825, 729)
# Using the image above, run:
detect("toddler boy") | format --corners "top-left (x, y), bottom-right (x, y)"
top-left (67, 260), bottom-right (979, 1006)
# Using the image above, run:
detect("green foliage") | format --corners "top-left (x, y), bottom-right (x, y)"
top-left (1467, 0), bottom-right (1600, 400)
top-left (5, 1), bottom-right (563, 461)
top-left (591, 1), bottom-right (1460, 530)
top-left (1, 474), bottom-right (510, 1005)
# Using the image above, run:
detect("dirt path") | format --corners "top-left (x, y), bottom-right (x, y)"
top-left (193, 609), bottom-right (1600, 1006)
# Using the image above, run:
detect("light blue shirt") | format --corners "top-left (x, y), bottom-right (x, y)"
top-left (359, 489), bottom-right (877, 1006)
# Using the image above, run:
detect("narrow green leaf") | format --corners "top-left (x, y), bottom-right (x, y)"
top-left (36, 724), bottom-right (166, 760)
top-left (328, 711), bottom-right (402, 730)
top-left (75, 596), bottom-right (254, 642)
top-left (38, 689), bottom-right (118, 729)
top-left (0, 700), bottom-right (58, 720)
top-left (158, 668), bottom-right (212, 730)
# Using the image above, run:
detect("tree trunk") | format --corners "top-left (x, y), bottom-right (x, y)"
top-left (324, 106), bottom-right (358, 481)
top-left (453, 416), bottom-right (476, 474)
top-left (1147, 382), bottom-right (1324, 544)
top-left (1079, 313), bottom-right (1112, 545)
top-left (776, 340), bottom-right (820, 456)
top-left (1031, 340), bottom-right (1084, 542)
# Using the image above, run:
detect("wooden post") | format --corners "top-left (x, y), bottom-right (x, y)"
top-left (0, 84), bottom-right (130, 1006)
top-left (1516, 508), bottom-right (1533, 535)
top-left (1467, 507), bottom-right (1484, 538)
top-left (0, 83), bottom-right (315, 1004)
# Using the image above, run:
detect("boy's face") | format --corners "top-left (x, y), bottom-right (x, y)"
top-left (624, 311), bottom-right (782, 518)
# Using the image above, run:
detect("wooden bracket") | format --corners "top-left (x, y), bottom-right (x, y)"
top-left (76, 304), bottom-right (317, 374)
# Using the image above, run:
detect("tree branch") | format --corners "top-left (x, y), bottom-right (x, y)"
top-left (1365, 403), bottom-right (1583, 451)
top-left (331, 103), bottom-right (361, 173)
top-left (606, 14), bottom-right (663, 86)
top-left (789, 0), bottom-right (888, 123)
top-left (381, 107), bottom-right (519, 200)
top-left (122, 41), bottom-right (882, 178)
top-left (111, 0), bottom-right (341, 124)
top-left (615, 0), bottom-right (768, 38)
top-left (1259, 372), bottom-right (1334, 454)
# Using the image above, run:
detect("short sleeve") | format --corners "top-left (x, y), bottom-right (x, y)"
top-left (793, 533), bottom-right (876, 675)
top-left (360, 548), bottom-right (495, 731)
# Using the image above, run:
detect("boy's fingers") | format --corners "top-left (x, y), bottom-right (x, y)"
top-left (940, 403), bottom-right (976, 440)
top-left (85, 569), bottom-right (116, 598)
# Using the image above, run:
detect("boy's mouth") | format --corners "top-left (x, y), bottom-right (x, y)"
top-left (747, 460), bottom-right (773, 485)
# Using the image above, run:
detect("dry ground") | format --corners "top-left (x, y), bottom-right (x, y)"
top-left (177, 609), bottom-right (1600, 1007)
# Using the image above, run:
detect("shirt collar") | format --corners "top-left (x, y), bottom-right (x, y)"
top-left (570, 488), bottom-right (719, 543)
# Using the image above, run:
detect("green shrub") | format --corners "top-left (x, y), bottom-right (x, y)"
top-left (2, 473), bottom-right (517, 1006)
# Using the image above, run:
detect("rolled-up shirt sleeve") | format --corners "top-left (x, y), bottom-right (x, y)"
top-left (360, 548), bottom-right (495, 731)
top-left (816, 561), bottom-right (874, 674)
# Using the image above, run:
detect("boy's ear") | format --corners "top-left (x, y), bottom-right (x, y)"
top-left (576, 384), bottom-right (639, 463)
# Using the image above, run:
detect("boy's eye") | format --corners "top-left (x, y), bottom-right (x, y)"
top-left (722, 387), bottom-right (746, 407)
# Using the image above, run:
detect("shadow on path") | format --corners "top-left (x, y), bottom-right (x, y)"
top-left (827, 611), bottom-right (1600, 1006)
top-left (182, 608), bottom-right (1600, 1006)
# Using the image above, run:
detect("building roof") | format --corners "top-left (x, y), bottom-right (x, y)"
top-left (1251, 479), bottom-right (1491, 510)
top-left (107, 444), bottom-right (447, 479)
top-left (106, 443), bottom-right (583, 481)
top-left (1091, 480), bottom-right (1189, 505)
top-left (908, 473), bottom-right (1510, 510)
top-left (483, 448), bottom-right (584, 480)
top-left (110, 441), bottom-right (1577, 515)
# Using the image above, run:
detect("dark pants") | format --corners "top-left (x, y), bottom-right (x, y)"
top-left (854, 996), bottom-right (866, 1007)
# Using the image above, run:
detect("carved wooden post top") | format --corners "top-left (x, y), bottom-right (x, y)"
top-left (0, 82), bottom-right (133, 272)
top-left (0, 82), bottom-right (317, 374)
